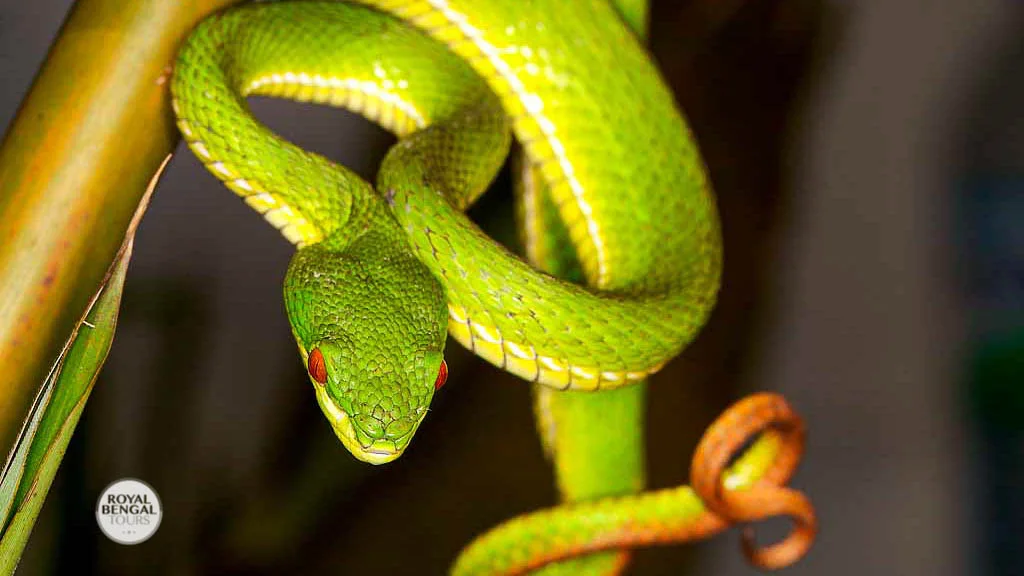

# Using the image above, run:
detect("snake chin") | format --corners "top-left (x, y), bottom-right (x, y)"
top-left (312, 381), bottom-right (407, 465)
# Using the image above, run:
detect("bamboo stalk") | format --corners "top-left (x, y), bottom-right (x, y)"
top-left (0, 0), bottom-right (240, 455)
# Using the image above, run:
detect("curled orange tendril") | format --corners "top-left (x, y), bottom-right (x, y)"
top-left (690, 392), bottom-right (817, 570)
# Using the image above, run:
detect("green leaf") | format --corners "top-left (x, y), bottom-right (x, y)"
top-left (0, 157), bottom-right (167, 575)
top-left (0, 247), bottom-right (126, 574)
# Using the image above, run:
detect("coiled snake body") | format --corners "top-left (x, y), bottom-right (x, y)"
top-left (171, 1), bottom-right (815, 573)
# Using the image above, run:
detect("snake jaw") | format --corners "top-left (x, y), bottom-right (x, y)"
top-left (312, 382), bottom-right (403, 465)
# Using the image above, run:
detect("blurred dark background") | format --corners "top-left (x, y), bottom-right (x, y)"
top-left (3, 0), bottom-right (1022, 574)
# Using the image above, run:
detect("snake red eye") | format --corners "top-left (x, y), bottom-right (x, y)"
top-left (434, 360), bottom-right (448, 391)
top-left (308, 348), bottom-right (327, 385)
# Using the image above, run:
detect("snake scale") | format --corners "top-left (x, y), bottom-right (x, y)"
top-left (170, 0), bottom-right (816, 573)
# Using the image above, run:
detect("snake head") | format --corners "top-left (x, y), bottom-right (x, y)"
top-left (301, 340), bottom-right (447, 464)
top-left (284, 229), bottom-right (449, 464)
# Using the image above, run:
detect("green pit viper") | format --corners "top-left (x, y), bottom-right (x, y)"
top-left (170, 0), bottom-right (816, 573)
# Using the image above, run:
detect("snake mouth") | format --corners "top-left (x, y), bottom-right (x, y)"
top-left (312, 384), bottom-right (402, 465)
